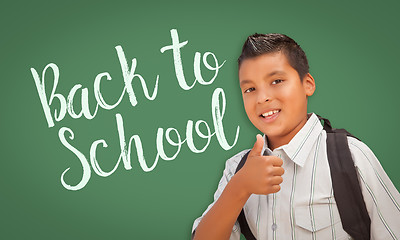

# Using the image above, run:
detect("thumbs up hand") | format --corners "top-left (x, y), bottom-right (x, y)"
top-left (234, 134), bottom-right (285, 197)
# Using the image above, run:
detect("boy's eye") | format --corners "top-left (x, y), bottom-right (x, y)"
top-left (272, 79), bottom-right (283, 85)
top-left (244, 87), bottom-right (255, 93)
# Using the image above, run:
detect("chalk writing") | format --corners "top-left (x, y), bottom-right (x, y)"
top-left (31, 29), bottom-right (239, 190)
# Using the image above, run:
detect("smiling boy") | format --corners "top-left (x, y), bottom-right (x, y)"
top-left (239, 50), bottom-right (315, 151)
top-left (192, 33), bottom-right (400, 240)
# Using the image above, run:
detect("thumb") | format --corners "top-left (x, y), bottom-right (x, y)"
top-left (249, 134), bottom-right (264, 157)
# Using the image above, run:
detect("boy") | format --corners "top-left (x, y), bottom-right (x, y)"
top-left (192, 33), bottom-right (400, 239)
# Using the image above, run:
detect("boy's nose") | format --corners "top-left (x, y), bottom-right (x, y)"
top-left (257, 91), bottom-right (270, 103)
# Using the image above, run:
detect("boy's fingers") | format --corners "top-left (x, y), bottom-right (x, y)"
top-left (270, 176), bottom-right (283, 185)
top-left (272, 166), bottom-right (285, 176)
top-left (270, 185), bottom-right (281, 193)
top-left (249, 134), bottom-right (264, 157)
top-left (270, 156), bottom-right (283, 167)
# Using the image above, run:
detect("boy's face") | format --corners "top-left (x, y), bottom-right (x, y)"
top-left (239, 52), bottom-right (315, 149)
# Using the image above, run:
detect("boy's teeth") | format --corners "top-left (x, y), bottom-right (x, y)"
top-left (262, 110), bottom-right (280, 117)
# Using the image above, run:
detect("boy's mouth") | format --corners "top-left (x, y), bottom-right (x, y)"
top-left (260, 109), bottom-right (281, 122)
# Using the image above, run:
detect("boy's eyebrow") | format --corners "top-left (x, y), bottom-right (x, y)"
top-left (240, 79), bottom-right (252, 86)
top-left (266, 71), bottom-right (286, 78)
top-left (240, 71), bottom-right (286, 86)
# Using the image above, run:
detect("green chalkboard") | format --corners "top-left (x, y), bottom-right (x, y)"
top-left (1, 0), bottom-right (399, 239)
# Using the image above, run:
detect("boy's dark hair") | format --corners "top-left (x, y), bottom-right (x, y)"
top-left (238, 33), bottom-right (309, 80)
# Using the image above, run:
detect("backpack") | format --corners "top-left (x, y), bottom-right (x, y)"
top-left (235, 115), bottom-right (371, 240)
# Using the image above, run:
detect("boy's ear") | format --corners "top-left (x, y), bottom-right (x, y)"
top-left (303, 73), bottom-right (316, 97)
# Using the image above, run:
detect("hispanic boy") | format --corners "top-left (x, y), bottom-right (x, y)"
top-left (192, 33), bottom-right (400, 239)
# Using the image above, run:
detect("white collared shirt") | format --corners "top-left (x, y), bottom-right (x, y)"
top-left (192, 113), bottom-right (400, 239)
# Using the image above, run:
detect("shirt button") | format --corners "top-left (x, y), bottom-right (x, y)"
top-left (271, 223), bottom-right (277, 231)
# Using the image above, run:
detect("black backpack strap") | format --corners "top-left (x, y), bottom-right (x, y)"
top-left (236, 150), bottom-right (251, 173)
top-left (318, 115), bottom-right (371, 240)
top-left (235, 150), bottom-right (256, 240)
top-left (316, 114), bottom-right (361, 141)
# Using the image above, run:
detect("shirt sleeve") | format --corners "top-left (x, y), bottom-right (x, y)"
top-left (348, 137), bottom-right (400, 240)
top-left (191, 149), bottom-right (249, 240)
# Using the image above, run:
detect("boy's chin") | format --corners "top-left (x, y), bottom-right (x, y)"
top-left (262, 127), bottom-right (290, 138)
top-left (259, 128), bottom-right (282, 139)
top-left (262, 131), bottom-right (280, 138)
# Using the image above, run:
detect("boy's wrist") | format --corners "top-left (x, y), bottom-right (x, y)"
top-left (229, 173), bottom-right (252, 201)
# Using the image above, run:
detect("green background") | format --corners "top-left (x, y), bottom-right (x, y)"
top-left (1, 0), bottom-right (399, 239)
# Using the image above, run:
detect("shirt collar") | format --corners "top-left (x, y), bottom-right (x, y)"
top-left (261, 113), bottom-right (323, 167)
